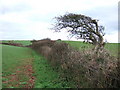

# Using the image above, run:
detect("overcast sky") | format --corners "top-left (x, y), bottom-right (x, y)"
top-left (0, 0), bottom-right (119, 43)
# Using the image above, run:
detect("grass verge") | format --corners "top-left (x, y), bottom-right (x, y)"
top-left (32, 50), bottom-right (74, 88)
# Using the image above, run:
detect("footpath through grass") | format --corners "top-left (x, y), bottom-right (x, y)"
top-left (2, 45), bottom-right (34, 88)
top-left (32, 51), bottom-right (73, 88)
top-left (2, 44), bottom-right (73, 88)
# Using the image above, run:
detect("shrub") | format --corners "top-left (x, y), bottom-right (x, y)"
top-left (31, 39), bottom-right (55, 57)
top-left (31, 39), bottom-right (119, 88)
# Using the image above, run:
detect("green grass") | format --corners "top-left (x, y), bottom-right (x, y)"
top-left (63, 40), bottom-right (119, 57)
top-left (2, 40), bottom-right (119, 56)
top-left (105, 43), bottom-right (119, 57)
top-left (63, 40), bottom-right (93, 50)
top-left (32, 51), bottom-right (74, 88)
top-left (2, 43), bottom-right (74, 88)
top-left (2, 45), bottom-right (33, 76)
top-left (2, 44), bottom-right (34, 88)
top-left (1, 40), bottom-right (119, 88)
top-left (1, 40), bottom-right (32, 46)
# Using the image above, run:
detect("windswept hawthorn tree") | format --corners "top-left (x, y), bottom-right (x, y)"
top-left (52, 13), bottom-right (106, 51)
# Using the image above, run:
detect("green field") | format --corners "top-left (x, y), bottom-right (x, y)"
top-left (1, 40), bottom-right (32, 46)
top-left (1, 40), bottom-right (119, 56)
top-left (1, 40), bottom-right (119, 88)
top-left (2, 41), bottom-right (72, 88)
top-left (2, 45), bottom-right (34, 88)
top-left (63, 40), bottom-right (119, 57)
top-left (63, 40), bottom-right (93, 50)
top-left (2, 45), bottom-right (33, 72)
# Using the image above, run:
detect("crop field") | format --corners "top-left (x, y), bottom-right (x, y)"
top-left (1, 40), bottom-right (119, 88)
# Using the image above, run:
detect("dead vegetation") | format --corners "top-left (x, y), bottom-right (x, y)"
top-left (31, 39), bottom-right (120, 88)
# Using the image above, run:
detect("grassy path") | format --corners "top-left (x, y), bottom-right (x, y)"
top-left (32, 51), bottom-right (72, 88)
top-left (2, 44), bottom-right (72, 88)
top-left (2, 45), bottom-right (35, 88)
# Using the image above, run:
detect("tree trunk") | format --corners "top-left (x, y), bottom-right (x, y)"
top-left (93, 42), bottom-right (105, 57)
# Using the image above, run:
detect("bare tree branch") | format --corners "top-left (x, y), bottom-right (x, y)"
top-left (52, 13), bottom-right (106, 49)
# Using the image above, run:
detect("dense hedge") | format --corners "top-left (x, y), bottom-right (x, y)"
top-left (31, 39), bottom-right (120, 88)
